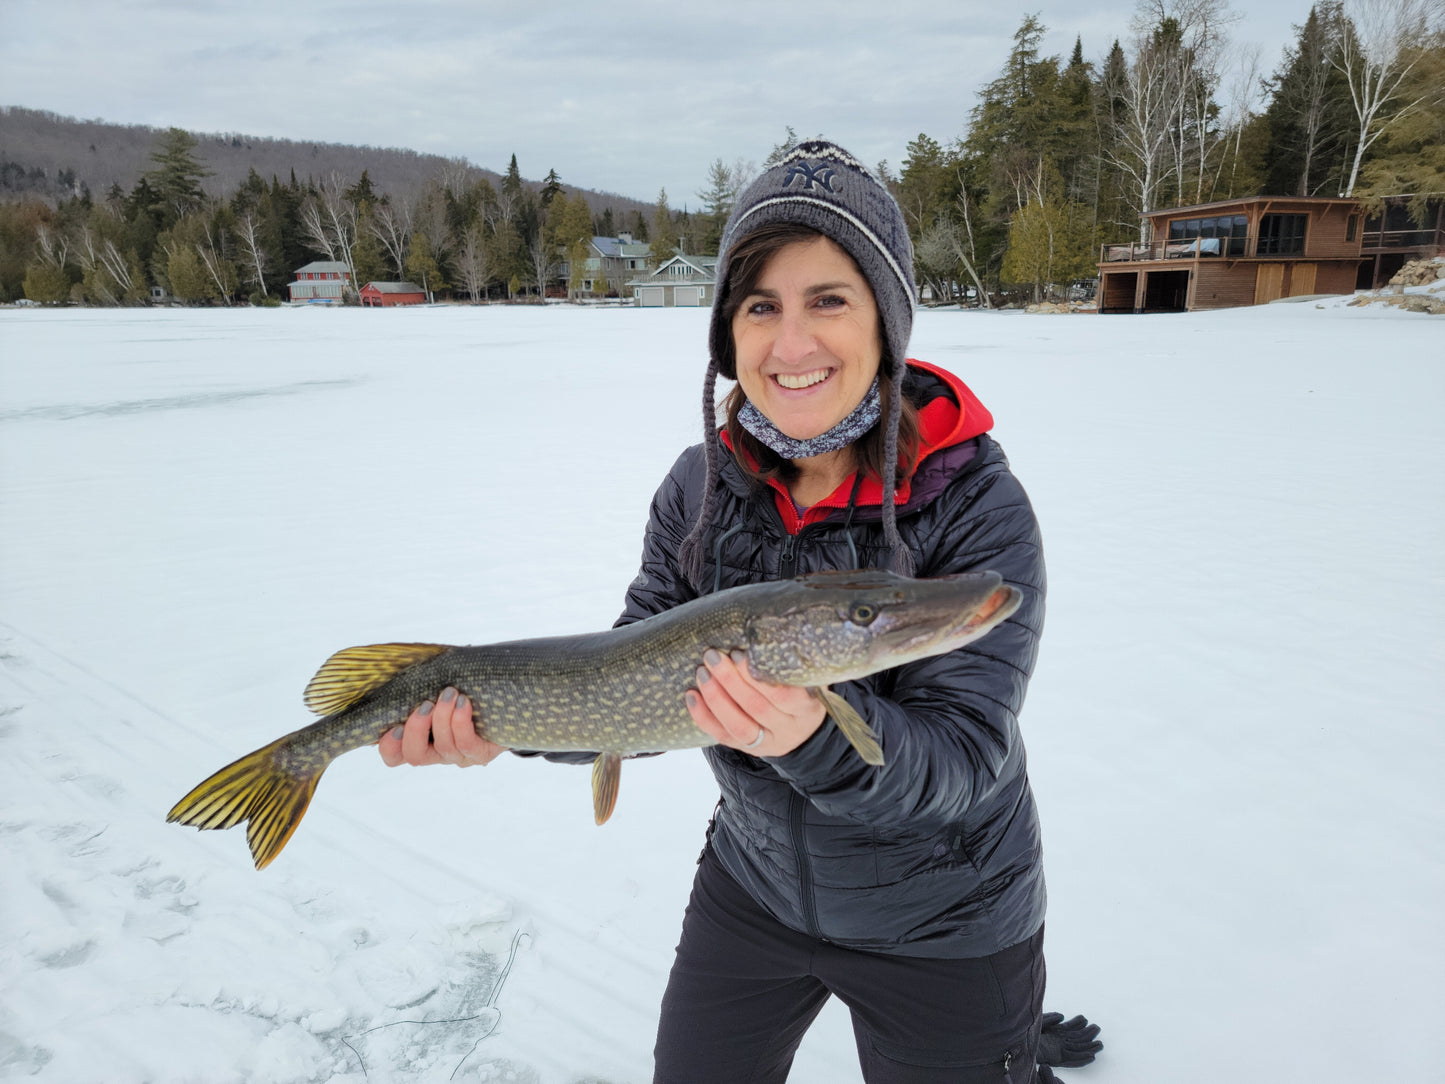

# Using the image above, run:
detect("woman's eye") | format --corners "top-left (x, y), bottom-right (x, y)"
top-left (815, 294), bottom-right (846, 310)
top-left (747, 300), bottom-right (778, 316)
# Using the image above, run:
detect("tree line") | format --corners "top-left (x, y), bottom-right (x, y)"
top-left (2, 0), bottom-right (1440, 307)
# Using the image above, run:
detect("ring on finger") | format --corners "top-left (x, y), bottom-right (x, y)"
top-left (745, 727), bottom-right (766, 749)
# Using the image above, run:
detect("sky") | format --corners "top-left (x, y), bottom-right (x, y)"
top-left (2, 0), bottom-right (1311, 204)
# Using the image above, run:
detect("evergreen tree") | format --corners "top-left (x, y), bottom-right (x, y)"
top-left (697, 158), bottom-right (741, 254)
top-left (144, 128), bottom-right (212, 227)
top-left (1262, 4), bottom-right (1353, 195)
top-left (344, 170), bottom-right (377, 206)
top-left (648, 189), bottom-right (678, 266)
top-left (539, 168), bottom-right (564, 208)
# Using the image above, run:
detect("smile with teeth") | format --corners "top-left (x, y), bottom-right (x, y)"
top-left (773, 368), bottom-right (833, 390)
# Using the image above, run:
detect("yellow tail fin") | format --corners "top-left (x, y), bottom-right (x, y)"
top-left (167, 736), bottom-right (326, 870)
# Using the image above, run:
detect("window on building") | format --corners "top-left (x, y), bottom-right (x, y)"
top-left (1167, 213), bottom-right (1247, 255)
top-left (1346, 215), bottom-right (1358, 242)
top-left (1257, 213), bottom-right (1308, 255)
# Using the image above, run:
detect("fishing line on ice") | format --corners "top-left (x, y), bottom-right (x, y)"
top-left (336, 927), bottom-right (530, 1081)
top-left (451, 927), bottom-right (530, 1080)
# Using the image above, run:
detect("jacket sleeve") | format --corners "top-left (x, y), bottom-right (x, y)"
top-left (614, 445), bottom-right (703, 626)
top-left (513, 447), bottom-right (702, 765)
top-left (767, 452), bottom-right (1046, 828)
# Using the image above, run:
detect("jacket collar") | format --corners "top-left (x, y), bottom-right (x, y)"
top-left (719, 359), bottom-right (994, 533)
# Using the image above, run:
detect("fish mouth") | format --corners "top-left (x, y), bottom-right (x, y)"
top-left (881, 584), bottom-right (1021, 657)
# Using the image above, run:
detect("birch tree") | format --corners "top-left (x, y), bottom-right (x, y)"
top-left (1330, 0), bottom-right (1445, 195)
top-left (299, 172), bottom-right (359, 292)
top-left (455, 222), bottom-right (492, 302)
top-left (369, 199), bottom-right (412, 278)
top-left (236, 212), bottom-right (268, 297)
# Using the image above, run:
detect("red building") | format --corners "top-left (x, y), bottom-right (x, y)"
top-left (359, 281), bottom-right (427, 307)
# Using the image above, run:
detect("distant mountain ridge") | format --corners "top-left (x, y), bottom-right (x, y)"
top-left (0, 105), bottom-right (651, 217)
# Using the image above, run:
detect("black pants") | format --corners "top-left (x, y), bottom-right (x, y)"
top-left (654, 849), bottom-right (1046, 1083)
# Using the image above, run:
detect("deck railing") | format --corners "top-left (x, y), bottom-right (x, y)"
top-left (1100, 238), bottom-right (1246, 263)
top-left (1361, 227), bottom-right (1443, 249)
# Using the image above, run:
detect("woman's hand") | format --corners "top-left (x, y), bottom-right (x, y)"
top-left (378, 686), bottom-right (506, 768)
top-left (686, 649), bottom-right (825, 758)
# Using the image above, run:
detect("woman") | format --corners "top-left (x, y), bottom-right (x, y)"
top-left (381, 142), bottom-right (1088, 1083)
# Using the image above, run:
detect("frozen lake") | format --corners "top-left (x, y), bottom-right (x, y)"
top-left (1, 298), bottom-right (1442, 1082)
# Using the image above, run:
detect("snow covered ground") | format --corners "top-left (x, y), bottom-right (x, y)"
top-left (0, 293), bottom-right (1441, 1083)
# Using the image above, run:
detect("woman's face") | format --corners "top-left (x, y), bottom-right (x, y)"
top-left (730, 236), bottom-right (882, 443)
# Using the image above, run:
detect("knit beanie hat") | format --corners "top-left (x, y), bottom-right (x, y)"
top-left (682, 140), bottom-right (919, 582)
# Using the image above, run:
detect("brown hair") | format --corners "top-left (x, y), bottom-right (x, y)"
top-left (716, 222), bottom-right (920, 489)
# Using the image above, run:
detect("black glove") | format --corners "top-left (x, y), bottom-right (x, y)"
top-left (1035, 1066), bottom-right (1062, 1083)
top-left (1036, 1012), bottom-right (1103, 1068)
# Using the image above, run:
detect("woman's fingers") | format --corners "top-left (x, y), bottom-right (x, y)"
top-left (378, 690), bottom-right (506, 767)
top-left (687, 649), bottom-right (825, 757)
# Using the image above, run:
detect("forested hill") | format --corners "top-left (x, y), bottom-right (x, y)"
top-left (0, 105), bottom-right (651, 219)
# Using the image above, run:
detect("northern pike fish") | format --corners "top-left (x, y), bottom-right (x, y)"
top-left (168, 569), bottom-right (1020, 869)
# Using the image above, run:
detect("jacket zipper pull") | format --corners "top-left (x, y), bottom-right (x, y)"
top-left (779, 533), bottom-right (797, 578)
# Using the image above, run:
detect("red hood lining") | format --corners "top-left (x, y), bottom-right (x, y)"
top-left (718, 359), bottom-right (994, 534)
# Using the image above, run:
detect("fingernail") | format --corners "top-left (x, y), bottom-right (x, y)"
top-left (685, 691), bottom-right (698, 709)
top-left (695, 666), bottom-right (710, 685)
top-left (457, 695), bottom-right (470, 712)
top-left (418, 700), bottom-right (434, 716)
top-left (730, 649), bottom-right (747, 666)
top-left (440, 687), bottom-right (457, 703)
top-left (388, 726), bottom-right (404, 741)
top-left (703, 648), bottom-right (721, 667)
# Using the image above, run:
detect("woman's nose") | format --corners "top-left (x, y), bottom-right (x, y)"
top-left (771, 311), bottom-right (817, 364)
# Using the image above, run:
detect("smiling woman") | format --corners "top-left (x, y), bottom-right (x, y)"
top-left (383, 140), bottom-right (1088, 1082)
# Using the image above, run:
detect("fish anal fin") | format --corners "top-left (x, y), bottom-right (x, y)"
top-left (813, 687), bottom-right (885, 767)
top-left (303, 643), bottom-right (451, 715)
top-left (167, 734), bottom-right (329, 870)
top-left (591, 753), bottom-right (623, 825)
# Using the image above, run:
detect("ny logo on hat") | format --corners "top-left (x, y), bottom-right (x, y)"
top-left (781, 161), bottom-right (839, 193)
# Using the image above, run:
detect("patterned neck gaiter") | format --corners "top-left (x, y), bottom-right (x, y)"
top-left (736, 376), bottom-right (881, 460)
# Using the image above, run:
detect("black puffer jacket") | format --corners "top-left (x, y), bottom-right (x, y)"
top-left (619, 362), bottom-right (1047, 959)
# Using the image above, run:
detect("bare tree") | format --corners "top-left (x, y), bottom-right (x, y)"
top-left (412, 184), bottom-right (456, 272)
top-left (299, 172), bottom-right (359, 293)
top-left (33, 224), bottom-right (70, 272)
top-left (526, 231), bottom-right (556, 300)
top-left (1214, 44), bottom-right (1267, 196)
top-left (1106, 21), bottom-right (1191, 236)
top-left (1331, 0), bottom-right (1445, 195)
top-left (236, 213), bottom-right (267, 296)
top-left (196, 222), bottom-right (236, 305)
top-left (370, 199), bottom-right (412, 278)
top-left (75, 225), bottom-right (139, 305)
top-left (455, 223), bottom-right (493, 303)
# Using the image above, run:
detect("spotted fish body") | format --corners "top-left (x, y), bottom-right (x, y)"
top-left (168, 569), bottom-right (1021, 869)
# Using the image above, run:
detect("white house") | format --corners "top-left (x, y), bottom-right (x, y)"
top-left (628, 255), bottom-right (718, 307)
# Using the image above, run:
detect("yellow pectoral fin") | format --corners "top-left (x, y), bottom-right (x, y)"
top-left (303, 643), bottom-right (451, 715)
top-left (813, 687), bottom-right (885, 767)
top-left (591, 753), bottom-right (623, 825)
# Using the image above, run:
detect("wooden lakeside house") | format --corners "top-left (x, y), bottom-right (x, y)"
top-left (1097, 195), bottom-right (1366, 314)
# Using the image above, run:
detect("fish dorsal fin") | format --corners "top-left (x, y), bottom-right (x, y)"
top-left (303, 643), bottom-right (451, 715)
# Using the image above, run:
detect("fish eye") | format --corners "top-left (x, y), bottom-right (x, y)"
top-left (850, 603), bottom-right (877, 625)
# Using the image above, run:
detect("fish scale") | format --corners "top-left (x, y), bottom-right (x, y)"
top-left (168, 569), bottom-right (1020, 870)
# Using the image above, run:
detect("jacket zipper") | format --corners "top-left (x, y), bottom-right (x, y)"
top-left (789, 790), bottom-right (823, 940)
top-left (778, 530), bottom-right (798, 579)
top-left (777, 515), bottom-right (821, 938)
